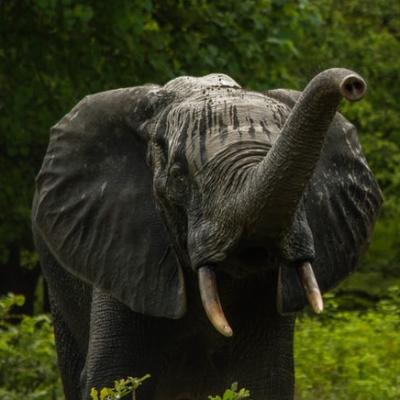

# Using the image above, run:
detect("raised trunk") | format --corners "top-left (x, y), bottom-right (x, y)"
top-left (246, 68), bottom-right (366, 238)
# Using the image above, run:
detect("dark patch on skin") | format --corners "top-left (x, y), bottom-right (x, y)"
top-left (174, 115), bottom-right (190, 173)
top-left (233, 105), bottom-right (240, 130)
top-left (153, 104), bottom-right (172, 149)
top-left (199, 104), bottom-right (207, 165)
top-left (213, 106), bottom-right (218, 128)
top-left (176, 109), bottom-right (182, 127)
top-left (249, 118), bottom-right (256, 138)
top-left (184, 106), bottom-right (198, 171)
top-left (207, 100), bottom-right (213, 135)
top-left (277, 105), bottom-right (287, 125)
top-left (271, 108), bottom-right (279, 124)
top-left (191, 116), bottom-right (199, 158)
top-left (209, 84), bottom-right (240, 90)
top-left (218, 114), bottom-right (228, 145)
top-left (260, 120), bottom-right (271, 139)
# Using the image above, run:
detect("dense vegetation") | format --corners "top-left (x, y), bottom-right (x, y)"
top-left (1, 292), bottom-right (399, 399)
top-left (1, 0), bottom-right (399, 398)
top-left (1, 0), bottom-right (399, 301)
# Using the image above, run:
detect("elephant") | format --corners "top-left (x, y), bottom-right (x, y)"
top-left (32, 68), bottom-right (382, 400)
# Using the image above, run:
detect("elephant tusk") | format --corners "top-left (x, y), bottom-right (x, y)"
top-left (297, 262), bottom-right (324, 314)
top-left (198, 266), bottom-right (233, 337)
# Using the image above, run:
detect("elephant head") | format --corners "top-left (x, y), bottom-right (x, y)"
top-left (33, 69), bottom-right (382, 337)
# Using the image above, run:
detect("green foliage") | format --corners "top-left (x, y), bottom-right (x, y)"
top-left (0, 294), bottom-right (62, 400)
top-left (209, 382), bottom-right (250, 400)
top-left (90, 375), bottom-right (150, 400)
top-left (1, 0), bottom-right (399, 301)
top-left (295, 288), bottom-right (400, 399)
top-left (0, 0), bottom-right (325, 267)
top-left (293, 0), bottom-right (400, 280)
top-left (2, 292), bottom-right (400, 399)
top-left (90, 377), bottom-right (248, 400)
top-left (1, 0), bottom-right (400, 395)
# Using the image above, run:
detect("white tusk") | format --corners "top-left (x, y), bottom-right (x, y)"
top-left (297, 262), bottom-right (324, 314)
top-left (198, 266), bottom-right (233, 337)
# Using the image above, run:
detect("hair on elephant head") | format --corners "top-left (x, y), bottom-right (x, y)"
top-left (32, 69), bottom-right (382, 399)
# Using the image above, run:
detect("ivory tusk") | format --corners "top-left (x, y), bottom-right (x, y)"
top-left (198, 266), bottom-right (233, 337)
top-left (297, 262), bottom-right (324, 314)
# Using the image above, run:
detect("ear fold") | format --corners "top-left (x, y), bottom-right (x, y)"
top-left (33, 87), bottom-right (186, 319)
top-left (267, 89), bottom-right (383, 314)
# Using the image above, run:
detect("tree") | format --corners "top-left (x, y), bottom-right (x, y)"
top-left (0, 0), bottom-right (398, 305)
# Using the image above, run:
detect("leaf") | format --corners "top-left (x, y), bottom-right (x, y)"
top-left (100, 387), bottom-right (113, 400)
top-left (90, 388), bottom-right (99, 400)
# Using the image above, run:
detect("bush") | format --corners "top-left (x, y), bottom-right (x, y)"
top-left (0, 294), bottom-right (62, 400)
top-left (1, 291), bottom-right (399, 399)
top-left (90, 375), bottom-right (150, 400)
top-left (208, 383), bottom-right (250, 400)
top-left (295, 288), bottom-right (400, 399)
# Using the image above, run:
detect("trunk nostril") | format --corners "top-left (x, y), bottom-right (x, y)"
top-left (340, 75), bottom-right (367, 102)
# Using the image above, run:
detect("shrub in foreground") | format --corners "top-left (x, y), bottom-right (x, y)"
top-left (1, 291), bottom-right (399, 399)
top-left (295, 288), bottom-right (400, 399)
top-left (0, 293), bottom-right (62, 400)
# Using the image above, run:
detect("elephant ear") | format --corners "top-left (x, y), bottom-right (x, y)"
top-left (267, 89), bottom-right (383, 314)
top-left (33, 87), bottom-right (186, 319)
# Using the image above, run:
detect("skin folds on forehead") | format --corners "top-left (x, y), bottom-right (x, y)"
top-left (162, 74), bottom-right (291, 173)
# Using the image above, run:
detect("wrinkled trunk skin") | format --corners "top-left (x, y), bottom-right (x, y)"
top-left (247, 68), bottom-right (366, 239)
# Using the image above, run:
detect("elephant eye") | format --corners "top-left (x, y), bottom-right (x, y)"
top-left (170, 163), bottom-right (182, 176)
top-left (168, 164), bottom-right (188, 201)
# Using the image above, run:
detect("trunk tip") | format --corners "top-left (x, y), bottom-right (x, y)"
top-left (340, 74), bottom-right (367, 102)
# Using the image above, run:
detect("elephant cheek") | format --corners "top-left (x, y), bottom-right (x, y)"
top-left (186, 218), bottom-right (242, 271)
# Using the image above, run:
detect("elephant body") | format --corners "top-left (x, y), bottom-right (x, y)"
top-left (32, 71), bottom-right (382, 399)
top-left (35, 231), bottom-right (294, 399)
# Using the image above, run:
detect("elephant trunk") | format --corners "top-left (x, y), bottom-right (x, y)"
top-left (197, 69), bottom-right (366, 337)
top-left (247, 68), bottom-right (366, 237)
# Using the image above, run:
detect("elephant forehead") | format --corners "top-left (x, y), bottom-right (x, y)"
top-left (164, 73), bottom-right (241, 94)
top-left (166, 91), bottom-right (289, 172)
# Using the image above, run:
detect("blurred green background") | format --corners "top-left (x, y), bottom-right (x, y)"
top-left (0, 0), bottom-right (399, 398)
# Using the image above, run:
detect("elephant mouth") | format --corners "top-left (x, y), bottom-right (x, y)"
top-left (220, 246), bottom-right (278, 278)
top-left (188, 214), bottom-right (324, 337)
top-left (197, 250), bottom-right (323, 338)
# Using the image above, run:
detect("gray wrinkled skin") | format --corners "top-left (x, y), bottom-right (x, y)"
top-left (32, 72), bottom-right (382, 399)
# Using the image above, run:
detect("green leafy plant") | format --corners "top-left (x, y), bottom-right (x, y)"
top-left (2, 290), bottom-right (400, 399)
top-left (295, 287), bottom-right (400, 400)
top-left (209, 382), bottom-right (250, 400)
top-left (0, 293), bottom-right (62, 400)
top-left (90, 375), bottom-right (150, 400)
top-left (1, 0), bottom-right (399, 336)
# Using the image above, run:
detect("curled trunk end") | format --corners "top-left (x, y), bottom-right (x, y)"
top-left (246, 68), bottom-right (367, 237)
